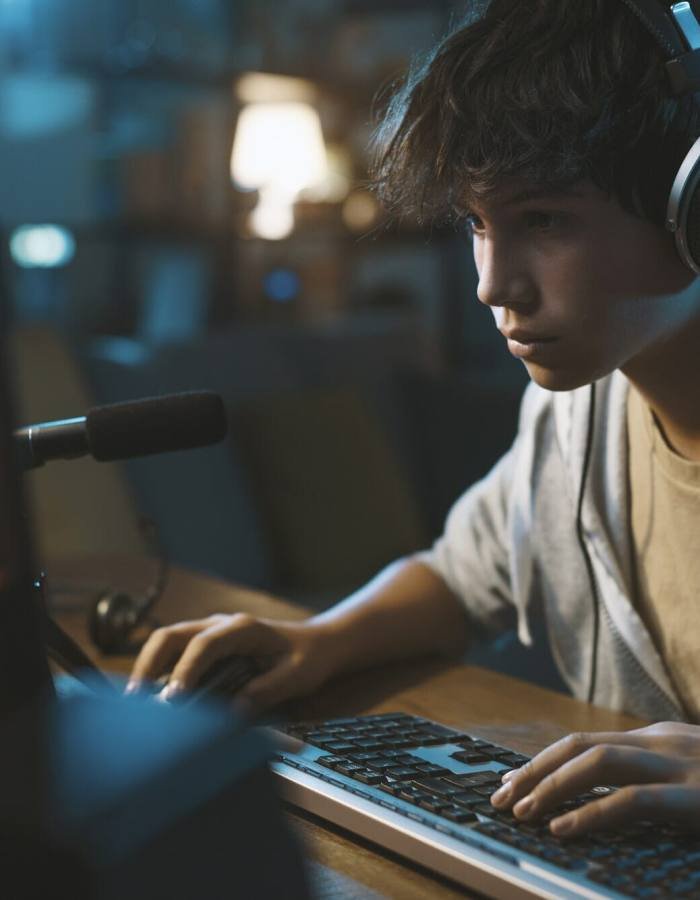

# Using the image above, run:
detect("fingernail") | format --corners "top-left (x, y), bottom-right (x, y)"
top-left (160, 680), bottom-right (183, 702)
top-left (513, 794), bottom-right (534, 819)
top-left (501, 769), bottom-right (518, 783)
top-left (551, 815), bottom-right (574, 836)
top-left (125, 680), bottom-right (140, 695)
top-left (490, 782), bottom-right (512, 807)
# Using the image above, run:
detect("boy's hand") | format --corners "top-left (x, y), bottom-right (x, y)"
top-left (490, 722), bottom-right (700, 837)
top-left (126, 614), bottom-right (333, 711)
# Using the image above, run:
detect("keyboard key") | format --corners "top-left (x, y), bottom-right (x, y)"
top-left (444, 771), bottom-right (501, 788)
top-left (381, 775), bottom-right (404, 788)
top-left (315, 755), bottom-right (346, 769)
top-left (411, 778), bottom-right (463, 798)
top-left (423, 725), bottom-right (466, 741)
top-left (418, 734), bottom-right (453, 746)
top-left (324, 741), bottom-right (358, 754)
top-left (378, 784), bottom-right (401, 798)
top-left (450, 751), bottom-right (491, 765)
top-left (353, 739), bottom-right (385, 751)
top-left (450, 790), bottom-right (484, 807)
top-left (353, 769), bottom-right (383, 785)
top-left (415, 763), bottom-right (449, 776)
top-left (347, 751), bottom-right (383, 763)
top-left (473, 802), bottom-right (498, 816)
top-left (386, 766), bottom-right (421, 779)
top-left (418, 797), bottom-right (450, 813)
top-left (441, 806), bottom-right (477, 824)
top-left (392, 754), bottom-right (424, 766)
top-left (364, 758), bottom-right (399, 771)
top-left (498, 753), bottom-right (529, 767)
top-left (335, 762), bottom-right (364, 776)
top-left (472, 785), bottom-right (498, 797)
top-left (396, 785), bottom-right (427, 801)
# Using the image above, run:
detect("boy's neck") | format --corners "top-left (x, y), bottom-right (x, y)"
top-left (624, 314), bottom-right (700, 462)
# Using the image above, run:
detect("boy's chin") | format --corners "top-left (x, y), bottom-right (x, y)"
top-left (524, 362), bottom-right (596, 393)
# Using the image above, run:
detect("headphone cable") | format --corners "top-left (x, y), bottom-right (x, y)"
top-left (576, 382), bottom-right (601, 704)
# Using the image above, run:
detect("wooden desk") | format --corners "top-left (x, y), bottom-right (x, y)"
top-left (49, 555), bottom-right (644, 900)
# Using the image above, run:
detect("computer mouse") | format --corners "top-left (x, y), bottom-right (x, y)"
top-left (187, 654), bottom-right (259, 703)
top-left (153, 655), bottom-right (259, 705)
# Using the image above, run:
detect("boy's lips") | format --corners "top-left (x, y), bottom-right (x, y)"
top-left (501, 330), bottom-right (558, 360)
top-left (501, 329), bottom-right (556, 344)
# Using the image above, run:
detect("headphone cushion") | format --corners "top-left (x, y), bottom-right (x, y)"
top-left (686, 182), bottom-right (700, 270)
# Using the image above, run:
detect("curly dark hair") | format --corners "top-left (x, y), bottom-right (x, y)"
top-left (371, 0), bottom-right (700, 227)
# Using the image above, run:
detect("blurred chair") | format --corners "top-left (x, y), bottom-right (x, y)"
top-left (80, 320), bottom-right (440, 604)
top-left (10, 326), bottom-right (147, 565)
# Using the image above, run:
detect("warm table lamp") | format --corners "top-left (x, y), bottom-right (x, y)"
top-left (230, 100), bottom-right (329, 240)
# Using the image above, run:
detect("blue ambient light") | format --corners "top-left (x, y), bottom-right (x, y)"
top-left (263, 268), bottom-right (300, 303)
top-left (10, 225), bottom-right (76, 268)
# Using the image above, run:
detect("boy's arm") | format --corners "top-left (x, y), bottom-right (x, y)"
top-left (128, 557), bottom-right (470, 709)
top-left (130, 389), bottom-right (539, 707)
top-left (309, 557), bottom-right (471, 677)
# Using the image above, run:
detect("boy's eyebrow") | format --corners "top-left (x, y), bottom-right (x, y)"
top-left (503, 186), bottom-right (584, 206)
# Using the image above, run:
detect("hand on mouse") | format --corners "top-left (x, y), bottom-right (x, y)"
top-left (125, 614), bottom-right (334, 711)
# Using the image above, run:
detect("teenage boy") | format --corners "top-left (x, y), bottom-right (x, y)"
top-left (128, 0), bottom-right (700, 834)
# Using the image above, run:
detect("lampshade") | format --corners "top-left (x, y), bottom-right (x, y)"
top-left (230, 101), bottom-right (328, 196)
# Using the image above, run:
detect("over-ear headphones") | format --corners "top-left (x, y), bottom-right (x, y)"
top-left (89, 579), bottom-right (164, 655)
top-left (88, 519), bottom-right (169, 655)
top-left (620, 0), bottom-right (700, 272)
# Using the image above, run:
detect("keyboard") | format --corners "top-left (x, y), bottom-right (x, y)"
top-left (270, 712), bottom-right (700, 899)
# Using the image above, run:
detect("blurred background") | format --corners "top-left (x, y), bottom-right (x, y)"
top-left (3, 0), bottom-right (529, 616)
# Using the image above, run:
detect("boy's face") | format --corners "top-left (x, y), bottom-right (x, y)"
top-left (467, 180), bottom-right (700, 391)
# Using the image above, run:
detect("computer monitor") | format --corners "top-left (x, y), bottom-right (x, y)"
top-left (0, 260), bottom-right (54, 720)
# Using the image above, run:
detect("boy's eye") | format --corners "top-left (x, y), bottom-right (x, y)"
top-left (461, 210), bottom-right (566, 241)
top-left (463, 213), bottom-right (485, 236)
top-left (524, 211), bottom-right (561, 231)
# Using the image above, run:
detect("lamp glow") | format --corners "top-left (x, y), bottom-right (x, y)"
top-left (231, 101), bottom-right (329, 240)
top-left (10, 225), bottom-right (76, 268)
top-left (250, 189), bottom-right (295, 241)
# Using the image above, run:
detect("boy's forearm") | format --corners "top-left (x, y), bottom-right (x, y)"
top-left (308, 558), bottom-right (470, 681)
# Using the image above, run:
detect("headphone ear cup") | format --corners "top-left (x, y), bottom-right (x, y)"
top-left (89, 591), bottom-right (142, 655)
top-left (667, 136), bottom-right (700, 273)
top-left (683, 178), bottom-right (700, 271)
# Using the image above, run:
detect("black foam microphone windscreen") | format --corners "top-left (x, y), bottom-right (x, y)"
top-left (86, 392), bottom-right (227, 462)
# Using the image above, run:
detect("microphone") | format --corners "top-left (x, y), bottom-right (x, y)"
top-left (15, 391), bottom-right (228, 470)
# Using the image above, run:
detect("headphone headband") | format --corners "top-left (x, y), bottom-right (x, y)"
top-left (621, 0), bottom-right (700, 94)
top-left (618, 0), bottom-right (686, 57)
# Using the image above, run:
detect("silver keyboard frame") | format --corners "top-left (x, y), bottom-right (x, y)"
top-left (271, 752), bottom-right (616, 900)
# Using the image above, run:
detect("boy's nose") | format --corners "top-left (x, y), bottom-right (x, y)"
top-left (476, 241), bottom-right (536, 310)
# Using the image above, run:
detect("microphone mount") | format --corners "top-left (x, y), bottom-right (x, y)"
top-left (15, 417), bottom-right (87, 471)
